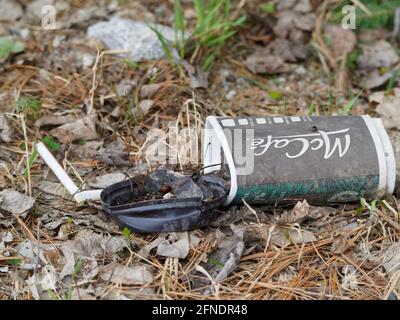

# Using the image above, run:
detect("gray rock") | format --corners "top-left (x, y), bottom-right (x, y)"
top-left (26, 0), bottom-right (54, 22)
top-left (0, 0), bottom-right (23, 21)
top-left (87, 17), bottom-right (189, 62)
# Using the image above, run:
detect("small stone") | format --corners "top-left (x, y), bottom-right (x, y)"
top-left (81, 53), bottom-right (95, 69)
top-left (87, 17), bottom-right (190, 62)
top-left (116, 79), bottom-right (137, 97)
top-left (163, 192), bottom-right (174, 199)
top-left (0, 0), bottom-right (23, 21)
top-left (137, 100), bottom-right (155, 115)
top-left (225, 90), bottom-right (236, 100)
top-left (20, 29), bottom-right (30, 40)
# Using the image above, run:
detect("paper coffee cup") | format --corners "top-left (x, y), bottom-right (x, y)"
top-left (203, 115), bottom-right (396, 205)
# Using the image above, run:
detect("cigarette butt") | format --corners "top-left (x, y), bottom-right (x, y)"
top-left (36, 142), bottom-right (102, 202)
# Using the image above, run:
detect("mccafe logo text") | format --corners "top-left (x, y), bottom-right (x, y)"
top-left (250, 128), bottom-right (351, 159)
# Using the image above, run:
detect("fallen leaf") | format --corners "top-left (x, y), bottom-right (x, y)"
top-left (270, 227), bottom-right (316, 247)
top-left (59, 229), bottom-right (126, 278)
top-left (361, 69), bottom-right (396, 89)
top-left (38, 181), bottom-right (68, 198)
top-left (100, 262), bottom-right (153, 285)
top-left (293, 13), bottom-right (316, 31)
top-left (16, 239), bottom-right (56, 270)
top-left (140, 84), bottom-right (160, 99)
top-left (137, 99), bottom-right (155, 116)
top-left (156, 232), bottom-right (190, 259)
top-left (26, 265), bottom-right (58, 300)
top-left (0, 36), bottom-right (24, 63)
top-left (273, 11), bottom-right (296, 39)
top-left (0, 112), bottom-right (11, 143)
top-left (277, 0), bottom-right (297, 11)
top-left (50, 115), bottom-right (98, 143)
top-left (370, 90), bottom-right (400, 130)
top-left (116, 79), bottom-right (137, 97)
top-left (0, 231), bottom-right (12, 253)
top-left (294, 0), bottom-right (313, 13)
top-left (274, 200), bottom-right (334, 225)
top-left (139, 231), bottom-right (200, 259)
top-left (277, 200), bottom-right (310, 224)
top-left (69, 140), bottom-right (103, 160)
top-left (79, 256), bottom-right (99, 281)
top-left (34, 114), bottom-right (79, 128)
top-left (323, 23), bottom-right (356, 62)
top-left (382, 242), bottom-right (400, 276)
top-left (88, 171), bottom-right (128, 189)
top-left (341, 265), bottom-right (359, 290)
top-left (388, 131), bottom-right (400, 174)
top-left (244, 53), bottom-right (290, 74)
top-left (331, 234), bottom-right (353, 254)
top-left (70, 288), bottom-right (95, 300)
top-left (183, 61), bottom-right (209, 89)
top-left (0, 189), bottom-right (35, 215)
top-left (273, 11), bottom-right (315, 39)
top-left (357, 40), bottom-right (399, 70)
top-left (266, 38), bottom-right (308, 62)
top-left (97, 137), bottom-right (130, 167)
top-left (192, 224), bottom-right (244, 292)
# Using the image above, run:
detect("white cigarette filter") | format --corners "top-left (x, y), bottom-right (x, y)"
top-left (36, 142), bottom-right (102, 203)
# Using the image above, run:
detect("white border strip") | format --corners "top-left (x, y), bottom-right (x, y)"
top-left (36, 142), bottom-right (102, 203)
top-left (203, 116), bottom-right (237, 205)
top-left (361, 115), bottom-right (387, 192)
top-left (372, 118), bottom-right (396, 195)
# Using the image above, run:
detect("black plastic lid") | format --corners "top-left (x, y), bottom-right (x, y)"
top-left (100, 175), bottom-right (227, 233)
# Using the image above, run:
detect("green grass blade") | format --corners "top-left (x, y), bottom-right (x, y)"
top-left (174, 0), bottom-right (185, 59)
top-left (23, 146), bottom-right (38, 177)
top-left (386, 69), bottom-right (399, 96)
top-left (194, 0), bottom-right (205, 27)
top-left (146, 23), bottom-right (173, 62)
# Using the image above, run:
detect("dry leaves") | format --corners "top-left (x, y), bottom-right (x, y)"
top-left (100, 262), bottom-right (153, 285)
top-left (0, 113), bottom-right (12, 143)
top-left (357, 40), bottom-right (399, 89)
top-left (50, 115), bottom-right (98, 143)
top-left (0, 189), bottom-right (35, 215)
top-left (88, 171), bottom-right (128, 189)
top-left (382, 242), bottom-right (400, 276)
top-left (97, 137), bottom-right (131, 167)
top-left (244, 54), bottom-right (290, 75)
top-left (139, 231), bottom-right (200, 259)
top-left (370, 89), bottom-right (400, 130)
